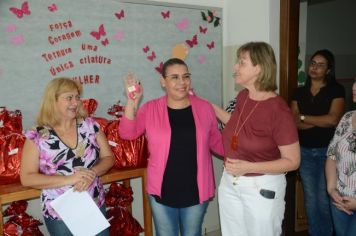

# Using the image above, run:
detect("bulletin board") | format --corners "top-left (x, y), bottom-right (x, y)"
top-left (0, 0), bottom-right (222, 128)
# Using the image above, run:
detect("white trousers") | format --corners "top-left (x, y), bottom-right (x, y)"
top-left (218, 170), bottom-right (286, 236)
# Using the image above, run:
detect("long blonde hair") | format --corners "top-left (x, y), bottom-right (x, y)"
top-left (37, 78), bottom-right (87, 127)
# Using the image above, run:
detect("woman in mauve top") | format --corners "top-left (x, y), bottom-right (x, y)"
top-left (212, 42), bottom-right (300, 236)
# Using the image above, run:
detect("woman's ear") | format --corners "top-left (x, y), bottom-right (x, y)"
top-left (160, 76), bottom-right (166, 88)
top-left (254, 64), bottom-right (261, 76)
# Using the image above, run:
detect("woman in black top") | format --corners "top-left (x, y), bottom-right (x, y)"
top-left (291, 49), bottom-right (345, 236)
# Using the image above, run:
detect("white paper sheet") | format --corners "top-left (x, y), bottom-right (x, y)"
top-left (50, 188), bottom-right (110, 236)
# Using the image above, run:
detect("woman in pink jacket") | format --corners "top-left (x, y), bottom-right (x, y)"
top-left (119, 58), bottom-right (224, 236)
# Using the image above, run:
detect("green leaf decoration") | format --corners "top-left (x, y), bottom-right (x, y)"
top-left (208, 10), bottom-right (214, 18)
top-left (201, 11), bottom-right (207, 21)
top-left (298, 59), bottom-right (302, 69)
top-left (214, 18), bottom-right (220, 27)
top-left (298, 71), bottom-right (306, 86)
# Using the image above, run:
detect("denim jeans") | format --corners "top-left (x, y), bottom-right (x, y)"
top-left (299, 147), bottom-right (333, 236)
top-left (148, 195), bottom-right (208, 236)
top-left (331, 203), bottom-right (356, 236)
top-left (44, 205), bottom-right (109, 236)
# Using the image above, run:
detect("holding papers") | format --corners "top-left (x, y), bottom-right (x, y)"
top-left (50, 188), bottom-right (110, 236)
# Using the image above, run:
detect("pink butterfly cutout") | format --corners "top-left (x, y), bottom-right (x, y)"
top-left (161, 11), bottom-right (170, 19)
top-left (142, 45), bottom-right (150, 53)
top-left (198, 55), bottom-right (206, 64)
top-left (186, 35), bottom-right (198, 48)
top-left (101, 38), bottom-right (109, 46)
top-left (147, 51), bottom-right (156, 61)
top-left (10, 34), bottom-right (24, 45)
top-left (90, 24), bottom-right (106, 40)
top-left (155, 62), bottom-right (164, 74)
top-left (115, 10), bottom-right (125, 20)
top-left (48, 4), bottom-right (57, 12)
top-left (9, 1), bottom-right (31, 19)
top-left (175, 18), bottom-right (189, 32)
top-left (113, 31), bottom-right (124, 41)
top-left (6, 24), bottom-right (17, 33)
top-left (207, 41), bottom-right (215, 50)
top-left (199, 26), bottom-right (207, 34)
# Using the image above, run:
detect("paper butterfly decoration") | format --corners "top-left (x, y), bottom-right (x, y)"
top-left (161, 11), bottom-right (170, 19)
top-left (6, 24), bottom-right (17, 33)
top-left (175, 18), bottom-right (189, 31)
top-left (113, 31), bottom-right (124, 41)
top-left (90, 24), bottom-right (106, 40)
top-left (10, 34), bottom-right (24, 45)
top-left (115, 10), bottom-right (125, 20)
top-left (147, 51), bottom-right (156, 61)
top-left (48, 3), bottom-right (57, 12)
top-left (9, 1), bottom-right (31, 19)
top-left (155, 62), bottom-right (164, 74)
top-left (142, 46), bottom-right (150, 53)
top-left (101, 38), bottom-right (109, 46)
top-left (198, 55), bottom-right (206, 64)
top-left (185, 35), bottom-right (198, 48)
top-left (207, 41), bottom-right (215, 50)
top-left (199, 26), bottom-right (207, 34)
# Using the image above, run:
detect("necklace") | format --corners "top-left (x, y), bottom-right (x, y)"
top-left (231, 95), bottom-right (259, 150)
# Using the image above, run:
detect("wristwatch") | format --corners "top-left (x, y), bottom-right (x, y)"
top-left (300, 115), bottom-right (305, 122)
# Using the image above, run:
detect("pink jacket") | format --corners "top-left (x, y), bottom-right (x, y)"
top-left (119, 95), bottom-right (224, 203)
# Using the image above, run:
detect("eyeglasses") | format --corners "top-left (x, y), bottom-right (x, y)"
top-left (309, 61), bottom-right (327, 69)
top-left (165, 73), bottom-right (191, 81)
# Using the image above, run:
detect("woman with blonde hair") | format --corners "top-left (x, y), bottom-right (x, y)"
top-left (20, 78), bottom-right (114, 236)
top-left (213, 42), bottom-right (300, 236)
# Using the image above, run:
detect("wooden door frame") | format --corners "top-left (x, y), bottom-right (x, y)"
top-left (280, 0), bottom-right (300, 235)
top-left (280, 0), bottom-right (300, 103)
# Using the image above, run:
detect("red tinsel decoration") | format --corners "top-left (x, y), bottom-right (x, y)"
top-left (105, 183), bottom-right (143, 236)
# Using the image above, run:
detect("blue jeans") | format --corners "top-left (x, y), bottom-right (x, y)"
top-left (148, 195), bottom-right (208, 236)
top-left (299, 147), bottom-right (333, 236)
top-left (44, 205), bottom-right (109, 236)
top-left (331, 203), bottom-right (356, 236)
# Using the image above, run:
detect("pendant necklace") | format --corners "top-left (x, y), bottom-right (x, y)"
top-left (230, 95), bottom-right (259, 150)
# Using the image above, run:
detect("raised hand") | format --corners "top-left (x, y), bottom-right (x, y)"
top-left (124, 72), bottom-right (143, 102)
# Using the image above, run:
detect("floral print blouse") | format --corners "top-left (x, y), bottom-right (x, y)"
top-left (25, 118), bottom-right (105, 219)
top-left (327, 111), bottom-right (356, 197)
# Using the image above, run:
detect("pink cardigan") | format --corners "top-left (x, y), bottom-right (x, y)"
top-left (119, 95), bottom-right (224, 203)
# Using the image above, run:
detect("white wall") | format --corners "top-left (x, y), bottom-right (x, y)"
top-left (3, 1), bottom-right (280, 235)
top-left (223, 0), bottom-right (280, 105)
top-left (306, 0), bottom-right (356, 78)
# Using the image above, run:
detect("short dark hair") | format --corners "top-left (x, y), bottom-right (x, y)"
top-left (162, 58), bottom-right (188, 77)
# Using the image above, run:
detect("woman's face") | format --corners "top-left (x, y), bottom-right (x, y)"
top-left (353, 79), bottom-right (356, 103)
top-left (308, 54), bottom-right (330, 81)
top-left (233, 51), bottom-right (260, 88)
top-left (160, 64), bottom-right (191, 101)
top-left (55, 90), bottom-right (81, 120)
